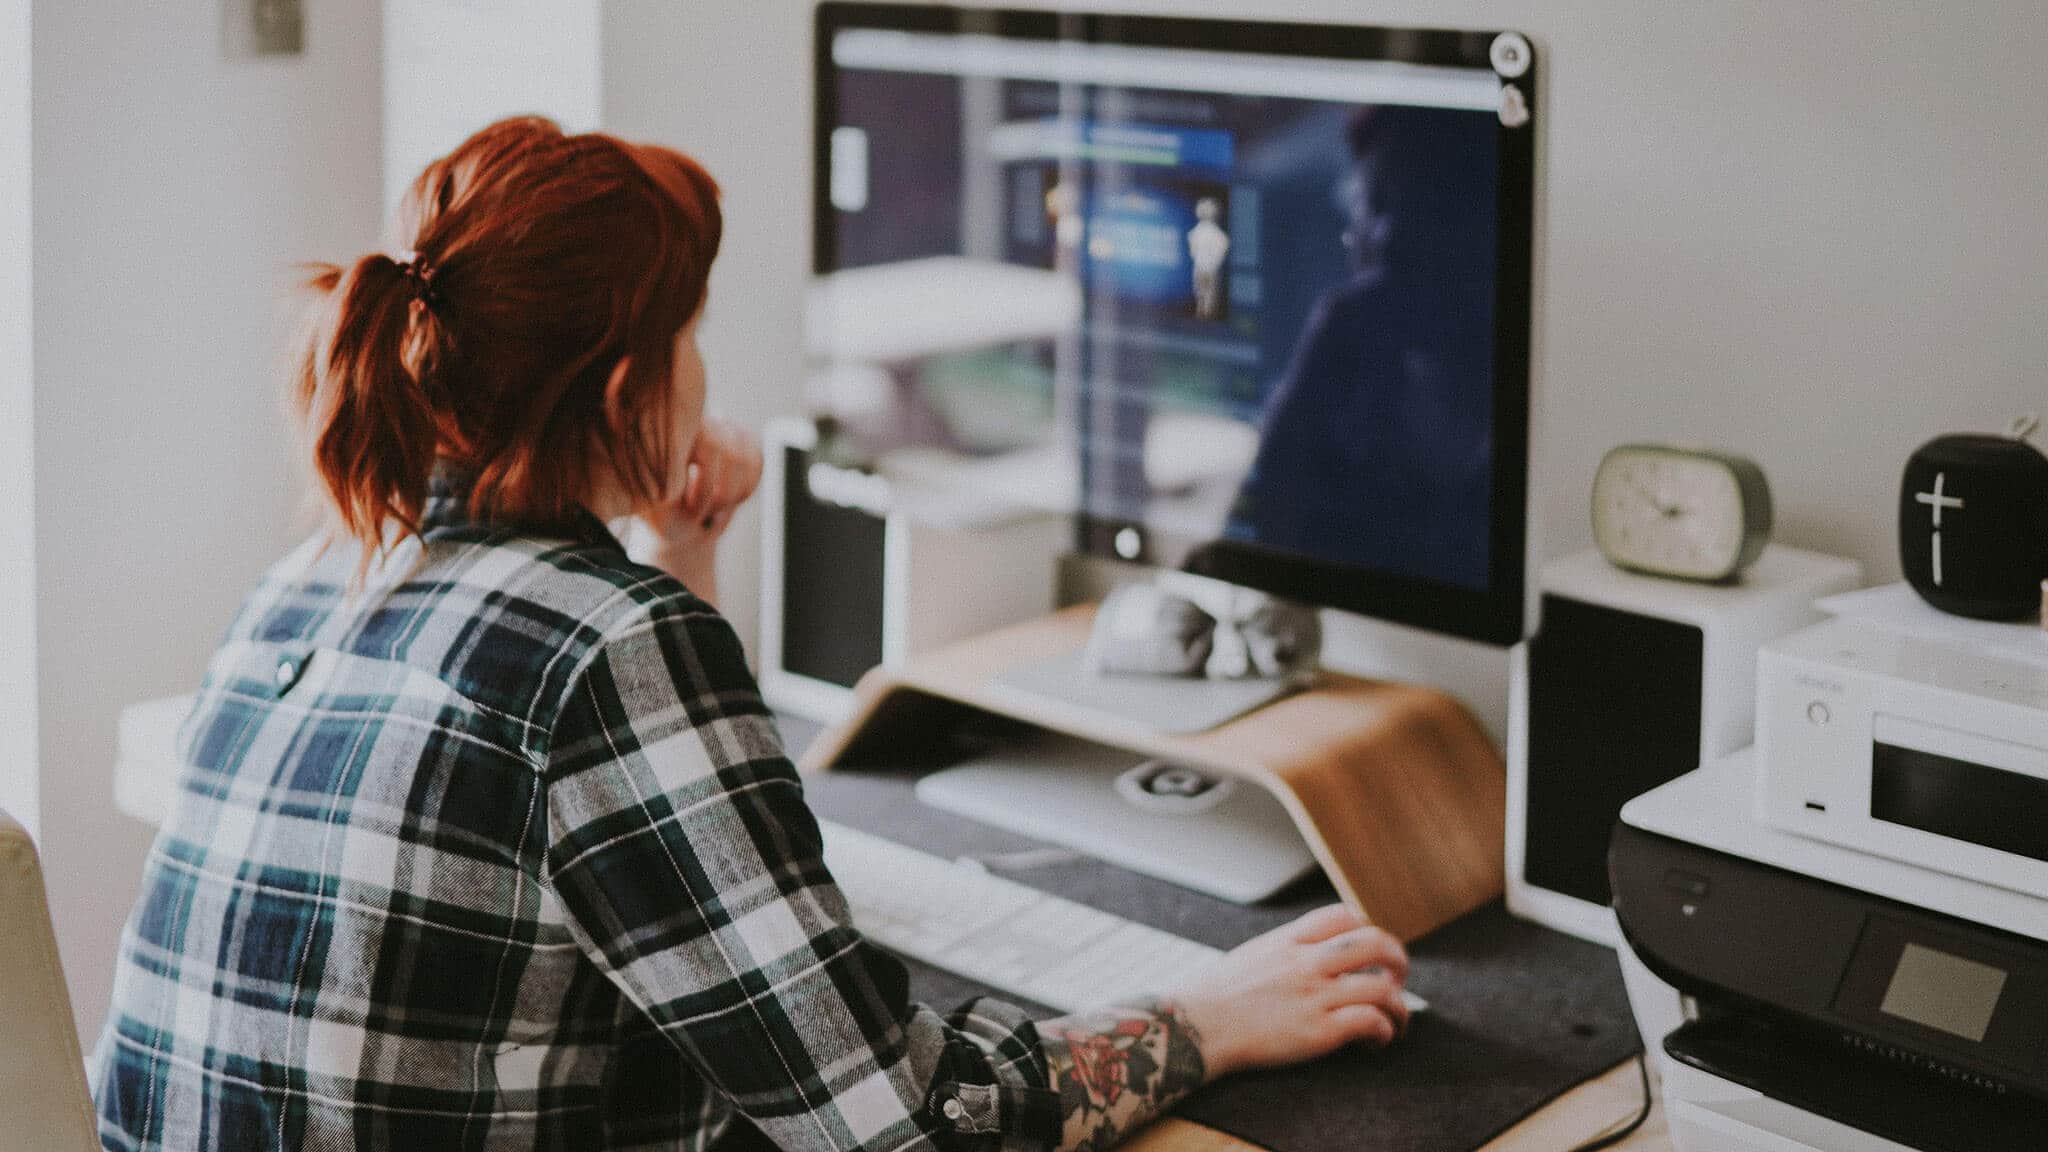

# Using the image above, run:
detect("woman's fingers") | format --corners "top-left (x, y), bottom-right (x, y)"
top-left (1329, 970), bottom-right (1411, 1036)
top-left (682, 422), bottom-right (764, 525)
top-left (697, 450), bottom-right (731, 516)
top-left (1328, 1003), bottom-right (1398, 1049)
top-left (679, 460), bottom-right (704, 515)
top-left (1286, 904), bottom-right (1366, 944)
top-left (1313, 926), bottom-right (1409, 982)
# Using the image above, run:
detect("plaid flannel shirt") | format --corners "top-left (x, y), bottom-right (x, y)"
top-left (91, 472), bottom-right (1061, 1152)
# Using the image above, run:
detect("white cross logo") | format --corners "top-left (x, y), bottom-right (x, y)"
top-left (1915, 471), bottom-right (1964, 585)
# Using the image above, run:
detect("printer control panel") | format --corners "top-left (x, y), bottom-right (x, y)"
top-left (1832, 913), bottom-right (2048, 1080)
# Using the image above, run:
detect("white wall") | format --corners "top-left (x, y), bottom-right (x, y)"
top-left (383, 0), bottom-right (602, 215)
top-left (603, 2), bottom-right (815, 660)
top-left (0, 0), bottom-right (33, 839)
top-left (31, 0), bottom-right (383, 1034)
top-left (603, 1), bottom-right (2048, 734)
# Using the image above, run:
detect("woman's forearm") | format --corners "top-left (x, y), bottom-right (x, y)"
top-left (1040, 997), bottom-right (1208, 1152)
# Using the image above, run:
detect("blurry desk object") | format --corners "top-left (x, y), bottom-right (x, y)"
top-left (117, 701), bottom-right (1665, 1151)
top-left (804, 255), bottom-right (1081, 466)
top-left (804, 606), bottom-right (1507, 942)
top-left (805, 256), bottom-right (1081, 367)
top-left (113, 694), bottom-right (193, 828)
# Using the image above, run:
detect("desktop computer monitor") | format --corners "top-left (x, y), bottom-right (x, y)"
top-left (812, 5), bottom-right (1537, 646)
top-left (810, 5), bottom-right (1539, 904)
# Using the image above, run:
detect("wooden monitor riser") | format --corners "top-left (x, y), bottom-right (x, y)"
top-left (801, 605), bottom-right (1507, 942)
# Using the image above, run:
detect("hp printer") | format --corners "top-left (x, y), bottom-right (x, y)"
top-left (1613, 750), bottom-right (2048, 1152)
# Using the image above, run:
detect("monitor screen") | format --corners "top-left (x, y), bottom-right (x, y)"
top-left (812, 6), bottom-right (1535, 644)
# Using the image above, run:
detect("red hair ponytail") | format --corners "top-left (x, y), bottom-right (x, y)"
top-left (297, 253), bottom-right (448, 547)
top-left (292, 116), bottom-right (722, 561)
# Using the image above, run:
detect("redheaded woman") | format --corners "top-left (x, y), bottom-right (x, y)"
top-left (92, 117), bottom-right (1412, 1152)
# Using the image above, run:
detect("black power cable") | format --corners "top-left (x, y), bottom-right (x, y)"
top-left (1565, 1050), bottom-right (1653, 1152)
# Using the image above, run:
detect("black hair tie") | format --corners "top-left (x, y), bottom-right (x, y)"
top-left (393, 249), bottom-right (440, 309)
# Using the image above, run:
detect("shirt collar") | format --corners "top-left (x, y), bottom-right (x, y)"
top-left (420, 462), bottom-right (622, 550)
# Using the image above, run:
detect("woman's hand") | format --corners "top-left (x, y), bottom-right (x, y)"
top-left (1040, 905), bottom-right (1409, 1152)
top-left (642, 417), bottom-right (764, 607)
top-left (1173, 904), bottom-right (1411, 1081)
top-left (680, 417), bottom-right (766, 541)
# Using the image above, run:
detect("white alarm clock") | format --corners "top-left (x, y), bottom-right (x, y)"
top-left (1591, 444), bottom-right (1773, 582)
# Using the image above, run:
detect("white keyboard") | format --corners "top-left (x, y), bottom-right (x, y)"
top-left (820, 820), bottom-right (1426, 1016)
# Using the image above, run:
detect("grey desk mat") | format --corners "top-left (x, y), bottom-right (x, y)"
top-left (796, 760), bottom-right (1641, 1152)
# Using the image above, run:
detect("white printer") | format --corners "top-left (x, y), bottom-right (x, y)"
top-left (1612, 591), bottom-right (2048, 1152)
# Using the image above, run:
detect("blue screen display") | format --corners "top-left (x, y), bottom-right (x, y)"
top-left (822, 31), bottom-right (1504, 592)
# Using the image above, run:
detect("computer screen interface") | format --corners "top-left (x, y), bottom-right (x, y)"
top-left (813, 11), bottom-right (1533, 642)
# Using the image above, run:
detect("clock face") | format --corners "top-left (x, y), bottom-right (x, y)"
top-left (1592, 447), bottom-right (1762, 581)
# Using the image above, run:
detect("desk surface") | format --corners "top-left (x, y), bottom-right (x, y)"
top-left (1130, 1060), bottom-right (1667, 1152)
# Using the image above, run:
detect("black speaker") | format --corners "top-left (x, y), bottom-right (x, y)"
top-left (1523, 595), bottom-right (1701, 910)
top-left (1899, 430), bottom-right (2048, 621)
top-left (780, 441), bottom-right (889, 691)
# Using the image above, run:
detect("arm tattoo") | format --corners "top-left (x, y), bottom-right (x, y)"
top-left (1041, 997), bottom-right (1208, 1152)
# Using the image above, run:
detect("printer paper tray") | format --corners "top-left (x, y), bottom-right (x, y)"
top-left (1665, 1013), bottom-right (2048, 1152)
top-left (1666, 1076), bottom-right (1915, 1152)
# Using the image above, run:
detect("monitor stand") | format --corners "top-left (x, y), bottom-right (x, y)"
top-left (913, 730), bottom-right (1320, 905)
top-left (801, 604), bottom-right (1508, 941)
top-left (989, 647), bottom-right (1303, 736)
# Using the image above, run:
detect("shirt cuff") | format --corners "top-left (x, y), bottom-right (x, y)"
top-left (924, 997), bottom-right (1062, 1152)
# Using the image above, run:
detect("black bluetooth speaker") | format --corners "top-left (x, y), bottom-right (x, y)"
top-left (1898, 430), bottom-right (2048, 620)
